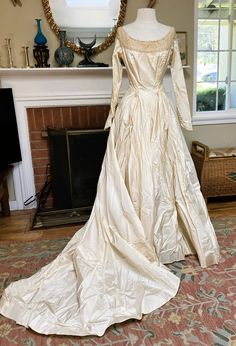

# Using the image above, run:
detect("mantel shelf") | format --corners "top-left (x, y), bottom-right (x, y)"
top-left (0, 65), bottom-right (190, 77)
top-left (0, 67), bottom-right (114, 77)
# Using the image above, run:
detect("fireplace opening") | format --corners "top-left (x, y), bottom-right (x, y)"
top-left (49, 127), bottom-right (109, 209)
top-left (33, 127), bottom-right (109, 228)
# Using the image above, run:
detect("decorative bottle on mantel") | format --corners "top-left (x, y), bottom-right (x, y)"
top-left (34, 18), bottom-right (47, 46)
top-left (54, 30), bottom-right (74, 67)
top-left (33, 18), bottom-right (50, 68)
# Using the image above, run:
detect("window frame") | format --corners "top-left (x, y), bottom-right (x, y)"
top-left (192, 0), bottom-right (236, 125)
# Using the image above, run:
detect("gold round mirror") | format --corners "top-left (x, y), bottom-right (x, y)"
top-left (42, 0), bottom-right (128, 55)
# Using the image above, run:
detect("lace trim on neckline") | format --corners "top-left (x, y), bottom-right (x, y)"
top-left (117, 26), bottom-right (176, 52)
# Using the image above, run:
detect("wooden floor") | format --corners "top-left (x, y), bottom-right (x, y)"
top-left (0, 198), bottom-right (236, 241)
top-left (0, 208), bottom-right (81, 241)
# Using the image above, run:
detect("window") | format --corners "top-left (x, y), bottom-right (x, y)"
top-left (194, 0), bottom-right (236, 123)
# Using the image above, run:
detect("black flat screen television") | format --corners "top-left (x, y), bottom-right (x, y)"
top-left (0, 88), bottom-right (22, 170)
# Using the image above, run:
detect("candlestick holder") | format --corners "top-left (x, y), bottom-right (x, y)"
top-left (0, 54), bottom-right (4, 68)
top-left (22, 46), bottom-right (33, 68)
top-left (5, 38), bottom-right (15, 68)
top-left (77, 36), bottom-right (108, 68)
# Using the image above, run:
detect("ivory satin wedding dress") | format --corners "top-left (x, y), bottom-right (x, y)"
top-left (0, 27), bottom-right (220, 337)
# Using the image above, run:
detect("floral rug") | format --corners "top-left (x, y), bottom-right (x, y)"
top-left (0, 216), bottom-right (236, 346)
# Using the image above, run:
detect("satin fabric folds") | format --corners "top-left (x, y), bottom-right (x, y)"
top-left (0, 27), bottom-right (220, 337)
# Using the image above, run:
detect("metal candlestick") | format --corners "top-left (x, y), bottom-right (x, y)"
top-left (22, 46), bottom-right (32, 68)
top-left (5, 38), bottom-right (15, 68)
top-left (77, 36), bottom-right (108, 68)
top-left (0, 54), bottom-right (3, 68)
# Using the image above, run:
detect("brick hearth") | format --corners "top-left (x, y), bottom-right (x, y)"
top-left (27, 105), bottom-right (109, 208)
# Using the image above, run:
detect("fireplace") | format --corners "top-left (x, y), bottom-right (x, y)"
top-left (26, 104), bottom-right (110, 215)
top-left (26, 105), bottom-right (110, 228)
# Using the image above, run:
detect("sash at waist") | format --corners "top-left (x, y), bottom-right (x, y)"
top-left (128, 84), bottom-right (165, 96)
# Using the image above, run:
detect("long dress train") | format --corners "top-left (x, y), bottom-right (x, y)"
top-left (0, 26), bottom-right (220, 337)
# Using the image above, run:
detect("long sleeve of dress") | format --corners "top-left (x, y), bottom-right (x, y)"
top-left (170, 36), bottom-right (193, 131)
top-left (104, 37), bottom-right (123, 130)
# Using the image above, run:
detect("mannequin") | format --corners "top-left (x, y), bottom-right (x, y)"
top-left (123, 8), bottom-right (171, 41)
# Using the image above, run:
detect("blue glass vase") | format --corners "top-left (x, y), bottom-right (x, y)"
top-left (54, 30), bottom-right (74, 67)
top-left (34, 19), bottom-right (47, 46)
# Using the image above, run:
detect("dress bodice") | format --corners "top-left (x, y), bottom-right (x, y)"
top-left (117, 27), bottom-right (175, 90)
top-left (105, 25), bottom-right (193, 131)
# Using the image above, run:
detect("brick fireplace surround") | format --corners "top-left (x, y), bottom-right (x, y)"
top-left (27, 105), bottom-right (109, 208)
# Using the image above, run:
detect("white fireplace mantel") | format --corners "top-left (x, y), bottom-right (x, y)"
top-left (0, 67), bottom-right (175, 211)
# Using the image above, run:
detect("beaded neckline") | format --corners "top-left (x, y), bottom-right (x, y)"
top-left (117, 26), bottom-right (175, 53)
top-left (120, 26), bottom-right (174, 43)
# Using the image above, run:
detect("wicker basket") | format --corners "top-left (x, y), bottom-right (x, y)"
top-left (191, 141), bottom-right (236, 202)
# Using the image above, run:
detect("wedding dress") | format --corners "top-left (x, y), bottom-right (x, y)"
top-left (0, 26), bottom-right (220, 337)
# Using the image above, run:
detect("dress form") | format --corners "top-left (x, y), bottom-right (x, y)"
top-left (123, 8), bottom-right (171, 41)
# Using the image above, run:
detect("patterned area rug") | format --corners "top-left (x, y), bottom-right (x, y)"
top-left (0, 216), bottom-right (235, 346)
